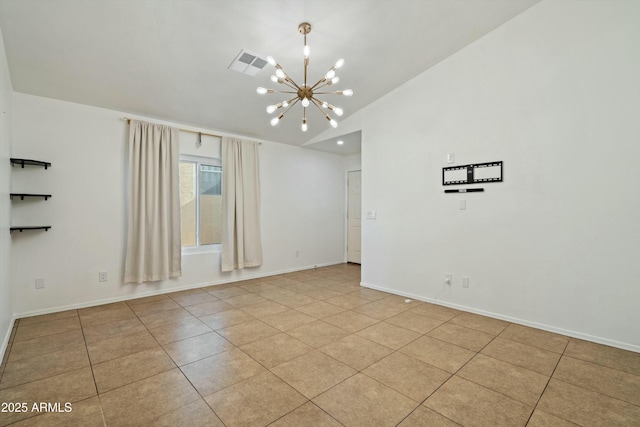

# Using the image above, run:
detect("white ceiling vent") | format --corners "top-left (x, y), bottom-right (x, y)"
top-left (228, 50), bottom-right (268, 76)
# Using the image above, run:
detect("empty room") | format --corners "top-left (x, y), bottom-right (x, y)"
top-left (0, 0), bottom-right (639, 426)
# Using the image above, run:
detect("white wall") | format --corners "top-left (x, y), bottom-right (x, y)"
top-left (0, 26), bottom-right (14, 358)
top-left (361, 0), bottom-right (640, 351)
top-left (345, 154), bottom-right (361, 173)
top-left (11, 93), bottom-right (346, 315)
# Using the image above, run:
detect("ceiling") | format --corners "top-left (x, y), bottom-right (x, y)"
top-left (0, 0), bottom-right (539, 152)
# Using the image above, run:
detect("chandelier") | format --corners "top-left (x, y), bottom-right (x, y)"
top-left (257, 22), bottom-right (353, 132)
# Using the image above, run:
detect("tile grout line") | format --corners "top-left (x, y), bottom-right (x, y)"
top-left (2, 314), bottom-right (91, 425)
top-left (523, 335), bottom-right (571, 425)
top-left (554, 349), bottom-right (640, 410)
top-left (161, 290), bottom-right (280, 426)
top-left (126, 298), bottom-right (214, 423)
top-left (207, 276), bottom-right (382, 425)
top-left (405, 315), bottom-right (504, 424)
top-left (267, 308), bottom-right (457, 425)
top-left (76, 308), bottom-right (111, 427)
top-left (175, 272), bottom-right (358, 426)
top-left (408, 316), bottom-right (575, 424)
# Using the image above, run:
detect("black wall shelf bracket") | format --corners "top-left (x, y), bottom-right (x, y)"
top-left (10, 193), bottom-right (52, 201)
top-left (10, 226), bottom-right (52, 233)
top-left (10, 158), bottom-right (52, 169)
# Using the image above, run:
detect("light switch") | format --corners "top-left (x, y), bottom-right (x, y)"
top-left (366, 210), bottom-right (377, 220)
top-left (459, 200), bottom-right (466, 210)
top-left (447, 152), bottom-right (455, 164)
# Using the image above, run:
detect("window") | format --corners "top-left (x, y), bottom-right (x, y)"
top-left (179, 155), bottom-right (222, 250)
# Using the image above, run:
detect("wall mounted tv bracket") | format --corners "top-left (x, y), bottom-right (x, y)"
top-left (442, 161), bottom-right (503, 186)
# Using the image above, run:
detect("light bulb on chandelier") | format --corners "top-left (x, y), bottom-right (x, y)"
top-left (257, 22), bottom-right (353, 131)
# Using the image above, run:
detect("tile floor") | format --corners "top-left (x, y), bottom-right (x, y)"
top-left (1, 263), bottom-right (639, 426)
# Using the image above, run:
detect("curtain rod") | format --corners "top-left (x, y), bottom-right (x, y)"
top-left (123, 118), bottom-right (262, 144)
top-left (123, 117), bottom-right (222, 138)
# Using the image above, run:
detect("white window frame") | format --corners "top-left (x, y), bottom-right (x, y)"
top-left (180, 154), bottom-right (222, 255)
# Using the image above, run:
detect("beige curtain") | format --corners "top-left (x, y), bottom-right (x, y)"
top-left (124, 120), bottom-right (181, 283)
top-left (221, 137), bottom-right (262, 271)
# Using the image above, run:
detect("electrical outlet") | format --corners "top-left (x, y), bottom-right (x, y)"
top-left (35, 278), bottom-right (45, 289)
top-left (99, 271), bottom-right (108, 282)
top-left (462, 277), bottom-right (470, 288)
top-left (444, 273), bottom-right (452, 286)
top-left (295, 250), bottom-right (300, 258)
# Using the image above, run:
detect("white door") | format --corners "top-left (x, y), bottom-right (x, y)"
top-left (347, 170), bottom-right (362, 264)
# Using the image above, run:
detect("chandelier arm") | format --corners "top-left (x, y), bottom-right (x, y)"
top-left (310, 65), bottom-right (336, 90)
top-left (310, 74), bottom-right (331, 90)
top-left (310, 98), bottom-right (333, 120)
top-left (280, 97), bottom-right (301, 118)
top-left (278, 80), bottom-right (299, 91)
top-left (312, 80), bottom-right (331, 91)
top-left (275, 66), bottom-right (302, 90)
top-left (277, 96), bottom-right (300, 113)
top-left (283, 76), bottom-right (302, 91)
top-left (313, 91), bottom-right (342, 95)
top-left (309, 79), bottom-right (326, 91)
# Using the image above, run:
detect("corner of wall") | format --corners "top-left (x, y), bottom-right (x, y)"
top-left (0, 23), bottom-right (15, 366)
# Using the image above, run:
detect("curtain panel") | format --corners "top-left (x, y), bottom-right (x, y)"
top-left (124, 120), bottom-right (182, 283)
top-left (221, 137), bottom-right (263, 272)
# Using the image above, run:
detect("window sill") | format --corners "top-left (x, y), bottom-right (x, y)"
top-left (182, 245), bottom-right (221, 256)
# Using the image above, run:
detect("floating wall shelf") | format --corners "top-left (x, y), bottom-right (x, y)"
top-left (10, 226), bottom-right (52, 233)
top-left (9, 158), bottom-right (52, 234)
top-left (10, 193), bottom-right (52, 201)
top-left (10, 158), bottom-right (52, 169)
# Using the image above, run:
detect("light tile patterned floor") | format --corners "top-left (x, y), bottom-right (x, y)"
top-left (1, 263), bottom-right (639, 426)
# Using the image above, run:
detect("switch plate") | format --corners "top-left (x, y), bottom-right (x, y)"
top-left (35, 278), bottom-right (44, 289)
top-left (366, 210), bottom-right (377, 220)
top-left (447, 153), bottom-right (455, 164)
top-left (99, 271), bottom-right (108, 282)
top-left (462, 277), bottom-right (470, 288)
top-left (459, 200), bottom-right (466, 210)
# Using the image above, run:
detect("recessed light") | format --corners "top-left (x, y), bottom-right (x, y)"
top-left (337, 140), bottom-right (344, 145)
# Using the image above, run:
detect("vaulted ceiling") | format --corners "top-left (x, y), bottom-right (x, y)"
top-left (0, 0), bottom-right (539, 148)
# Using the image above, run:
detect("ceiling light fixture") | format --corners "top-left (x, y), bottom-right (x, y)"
top-left (257, 22), bottom-right (353, 132)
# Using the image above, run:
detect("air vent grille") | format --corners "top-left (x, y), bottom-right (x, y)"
top-left (228, 50), bottom-right (268, 76)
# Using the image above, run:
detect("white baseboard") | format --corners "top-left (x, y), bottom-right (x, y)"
top-left (14, 261), bottom-right (344, 320)
top-left (361, 281), bottom-right (640, 354)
